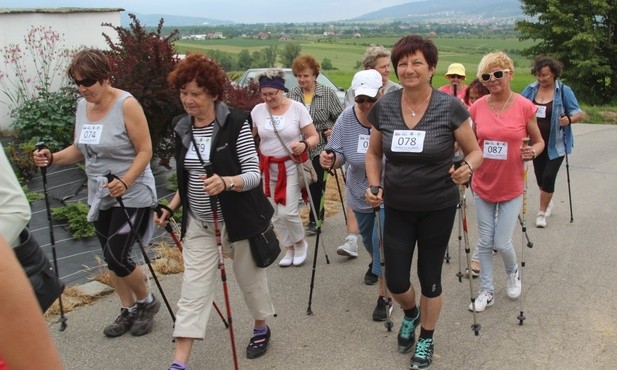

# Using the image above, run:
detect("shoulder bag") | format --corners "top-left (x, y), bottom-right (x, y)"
top-left (13, 228), bottom-right (65, 312)
top-left (248, 223), bottom-right (280, 268)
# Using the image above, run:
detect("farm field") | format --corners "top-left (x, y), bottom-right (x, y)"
top-left (175, 36), bottom-right (538, 91)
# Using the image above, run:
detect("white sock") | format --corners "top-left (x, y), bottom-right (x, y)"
top-left (137, 293), bottom-right (153, 305)
top-left (347, 233), bottom-right (358, 243)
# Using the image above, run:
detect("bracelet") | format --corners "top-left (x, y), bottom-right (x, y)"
top-left (463, 160), bottom-right (473, 173)
top-left (566, 115), bottom-right (572, 125)
top-left (117, 177), bottom-right (128, 190)
top-left (300, 140), bottom-right (309, 152)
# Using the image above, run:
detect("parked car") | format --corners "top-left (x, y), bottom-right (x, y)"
top-left (236, 68), bottom-right (346, 105)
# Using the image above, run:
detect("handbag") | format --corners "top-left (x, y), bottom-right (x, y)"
top-left (13, 228), bottom-right (65, 312)
top-left (248, 224), bottom-right (281, 268)
top-left (268, 111), bottom-right (317, 189)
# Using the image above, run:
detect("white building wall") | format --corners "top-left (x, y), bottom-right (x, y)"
top-left (0, 8), bottom-right (122, 129)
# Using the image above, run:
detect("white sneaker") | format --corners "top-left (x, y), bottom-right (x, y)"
top-left (292, 240), bottom-right (308, 266)
top-left (545, 201), bottom-right (554, 217)
top-left (506, 269), bottom-right (522, 299)
top-left (535, 212), bottom-right (547, 228)
top-left (469, 290), bottom-right (494, 312)
top-left (278, 249), bottom-right (294, 267)
top-left (336, 236), bottom-right (358, 258)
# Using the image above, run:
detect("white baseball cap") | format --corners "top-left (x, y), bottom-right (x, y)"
top-left (352, 69), bottom-right (382, 98)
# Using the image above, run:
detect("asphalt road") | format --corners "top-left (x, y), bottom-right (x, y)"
top-left (47, 123), bottom-right (617, 369)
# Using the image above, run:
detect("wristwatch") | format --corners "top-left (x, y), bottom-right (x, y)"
top-left (228, 177), bottom-right (235, 191)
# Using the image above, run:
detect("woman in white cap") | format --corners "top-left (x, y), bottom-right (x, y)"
top-left (320, 69), bottom-right (391, 322)
top-left (438, 62), bottom-right (468, 100)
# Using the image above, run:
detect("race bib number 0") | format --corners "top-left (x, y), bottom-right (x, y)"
top-left (535, 105), bottom-right (547, 119)
top-left (483, 140), bottom-right (508, 160)
top-left (357, 134), bottom-right (370, 154)
top-left (186, 137), bottom-right (211, 162)
top-left (78, 124), bottom-right (103, 145)
top-left (265, 115), bottom-right (284, 131)
top-left (391, 130), bottom-right (426, 153)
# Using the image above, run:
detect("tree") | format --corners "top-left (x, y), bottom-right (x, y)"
top-left (102, 14), bottom-right (183, 167)
top-left (262, 45), bottom-right (278, 67)
top-left (279, 42), bottom-right (302, 67)
top-left (237, 49), bottom-right (253, 70)
top-left (321, 58), bottom-right (334, 70)
top-left (516, 1), bottom-right (617, 104)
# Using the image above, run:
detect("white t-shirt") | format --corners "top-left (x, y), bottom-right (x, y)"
top-left (251, 100), bottom-right (313, 158)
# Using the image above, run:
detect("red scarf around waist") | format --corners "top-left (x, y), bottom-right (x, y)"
top-left (260, 152), bottom-right (308, 205)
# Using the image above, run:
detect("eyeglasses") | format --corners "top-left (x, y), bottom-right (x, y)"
top-left (73, 78), bottom-right (98, 87)
top-left (480, 69), bottom-right (510, 83)
top-left (354, 96), bottom-right (378, 104)
top-left (260, 90), bottom-right (279, 99)
top-left (447, 75), bottom-right (464, 80)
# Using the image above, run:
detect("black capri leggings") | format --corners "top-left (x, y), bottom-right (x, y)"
top-left (384, 204), bottom-right (456, 298)
top-left (94, 207), bottom-right (151, 277)
top-left (533, 149), bottom-right (565, 193)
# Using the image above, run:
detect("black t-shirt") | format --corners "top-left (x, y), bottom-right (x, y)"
top-left (368, 89), bottom-right (469, 211)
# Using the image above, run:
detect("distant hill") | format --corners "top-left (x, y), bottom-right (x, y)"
top-left (121, 12), bottom-right (233, 27)
top-left (354, 0), bottom-right (523, 21)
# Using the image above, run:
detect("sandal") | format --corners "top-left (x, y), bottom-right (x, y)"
top-left (465, 261), bottom-right (480, 278)
top-left (246, 326), bottom-right (271, 359)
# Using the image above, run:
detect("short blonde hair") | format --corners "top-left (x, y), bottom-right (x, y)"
top-left (477, 51), bottom-right (514, 78)
top-left (363, 45), bottom-right (391, 69)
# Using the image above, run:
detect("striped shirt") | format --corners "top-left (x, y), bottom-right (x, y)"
top-left (326, 106), bottom-right (384, 213)
top-left (185, 121), bottom-right (260, 222)
top-left (288, 83), bottom-right (343, 157)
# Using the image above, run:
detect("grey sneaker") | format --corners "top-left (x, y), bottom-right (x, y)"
top-left (336, 236), bottom-right (359, 258)
top-left (130, 295), bottom-right (161, 336)
top-left (104, 308), bottom-right (135, 337)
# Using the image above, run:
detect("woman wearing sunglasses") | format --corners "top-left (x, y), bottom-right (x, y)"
top-left (521, 56), bottom-right (584, 228)
top-left (320, 69), bottom-right (392, 322)
top-left (467, 51), bottom-right (544, 314)
top-left (365, 35), bottom-right (482, 369)
top-left (33, 48), bottom-right (160, 338)
top-left (438, 63), bottom-right (468, 100)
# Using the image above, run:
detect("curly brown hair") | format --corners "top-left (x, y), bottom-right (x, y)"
top-left (167, 52), bottom-right (227, 99)
top-left (291, 54), bottom-right (320, 77)
top-left (530, 56), bottom-right (563, 79)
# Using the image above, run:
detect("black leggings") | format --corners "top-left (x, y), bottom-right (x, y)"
top-left (533, 149), bottom-right (565, 193)
top-left (94, 207), bottom-right (150, 277)
top-left (384, 205), bottom-right (456, 298)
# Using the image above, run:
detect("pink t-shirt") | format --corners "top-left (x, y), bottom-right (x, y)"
top-left (438, 84), bottom-right (467, 100)
top-left (469, 94), bottom-right (537, 202)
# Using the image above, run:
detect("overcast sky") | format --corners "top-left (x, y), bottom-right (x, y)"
top-left (0, 0), bottom-right (415, 23)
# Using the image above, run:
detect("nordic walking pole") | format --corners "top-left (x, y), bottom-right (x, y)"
top-left (306, 167), bottom-right (331, 316)
top-left (103, 172), bottom-right (176, 323)
top-left (561, 126), bottom-right (574, 223)
top-left (202, 163), bottom-right (239, 370)
top-left (517, 214), bottom-right (534, 248)
top-left (370, 186), bottom-right (394, 332)
top-left (445, 83), bottom-right (459, 266)
top-left (454, 158), bottom-right (480, 335)
top-left (154, 204), bottom-right (229, 329)
top-left (35, 142), bottom-right (67, 331)
top-left (518, 138), bottom-right (530, 325)
top-left (455, 200), bottom-right (464, 282)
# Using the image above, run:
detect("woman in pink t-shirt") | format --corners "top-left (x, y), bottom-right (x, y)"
top-left (468, 51), bottom-right (544, 313)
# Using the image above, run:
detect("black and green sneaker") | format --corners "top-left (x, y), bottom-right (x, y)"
top-left (409, 338), bottom-right (434, 370)
top-left (398, 308), bottom-right (420, 353)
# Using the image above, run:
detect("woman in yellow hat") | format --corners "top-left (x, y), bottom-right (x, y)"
top-left (439, 63), bottom-right (468, 100)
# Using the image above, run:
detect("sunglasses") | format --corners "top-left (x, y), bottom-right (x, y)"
top-left (447, 75), bottom-right (464, 80)
top-left (73, 78), bottom-right (98, 87)
top-left (355, 96), bottom-right (378, 104)
top-left (480, 69), bottom-right (510, 83)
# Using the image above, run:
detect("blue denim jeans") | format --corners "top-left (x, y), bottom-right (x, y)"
top-left (354, 209), bottom-right (384, 277)
top-left (473, 194), bottom-right (522, 294)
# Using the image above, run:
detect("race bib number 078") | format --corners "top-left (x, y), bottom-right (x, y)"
top-left (391, 130), bottom-right (426, 153)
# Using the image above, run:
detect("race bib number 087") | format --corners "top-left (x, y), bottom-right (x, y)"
top-left (483, 140), bottom-right (508, 160)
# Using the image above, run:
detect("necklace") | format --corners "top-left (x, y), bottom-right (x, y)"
top-left (489, 91), bottom-right (514, 117)
top-left (402, 90), bottom-right (431, 118)
top-left (91, 93), bottom-right (114, 113)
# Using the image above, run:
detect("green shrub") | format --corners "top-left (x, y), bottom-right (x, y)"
top-left (52, 202), bottom-right (95, 239)
top-left (11, 87), bottom-right (78, 152)
top-left (22, 185), bottom-right (44, 203)
top-left (5, 140), bottom-right (38, 181)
